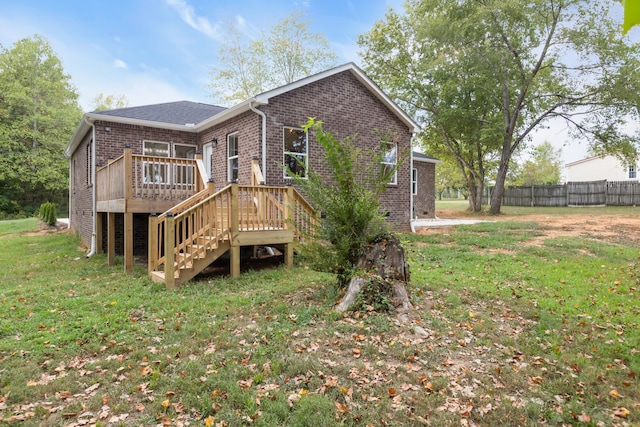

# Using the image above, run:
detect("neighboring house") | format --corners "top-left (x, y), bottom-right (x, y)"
top-left (65, 63), bottom-right (436, 286)
top-left (566, 155), bottom-right (639, 182)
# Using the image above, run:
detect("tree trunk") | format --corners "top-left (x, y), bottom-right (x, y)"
top-left (490, 157), bottom-right (510, 214)
top-left (466, 180), bottom-right (483, 212)
top-left (335, 234), bottom-right (411, 312)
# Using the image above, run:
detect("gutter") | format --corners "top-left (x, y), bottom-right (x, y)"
top-left (84, 117), bottom-right (97, 257)
top-left (410, 137), bottom-right (416, 233)
top-left (249, 102), bottom-right (267, 180)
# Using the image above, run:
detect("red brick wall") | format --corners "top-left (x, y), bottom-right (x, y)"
top-left (69, 131), bottom-right (94, 249)
top-left (197, 111), bottom-right (261, 186)
top-left (413, 161), bottom-right (437, 218)
top-left (258, 71), bottom-right (413, 231)
top-left (69, 120), bottom-right (198, 248)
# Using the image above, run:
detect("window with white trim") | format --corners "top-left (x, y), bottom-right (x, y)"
top-left (382, 142), bottom-right (398, 185)
top-left (174, 143), bottom-right (196, 186)
top-left (283, 127), bottom-right (307, 178)
top-left (412, 168), bottom-right (418, 195)
top-left (228, 132), bottom-right (239, 182)
top-left (86, 141), bottom-right (93, 186)
top-left (143, 141), bottom-right (169, 184)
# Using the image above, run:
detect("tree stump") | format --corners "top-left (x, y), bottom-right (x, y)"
top-left (335, 234), bottom-right (411, 312)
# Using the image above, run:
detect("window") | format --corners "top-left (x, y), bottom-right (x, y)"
top-left (174, 144), bottom-right (196, 186)
top-left (382, 142), bottom-right (397, 185)
top-left (86, 141), bottom-right (93, 186)
top-left (228, 132), bottom-right (239, 182)
top-left (412, 168), bottom-right (418, 195)
top-left (283, 127), bottom-right (308, 178)
top-left (629, 165), bottom-right (637, 179)
top-left (143, 141), bottom-right (169, 184)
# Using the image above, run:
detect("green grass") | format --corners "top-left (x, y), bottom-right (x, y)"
top-left (0, 217), bottom-right (39, 235)
top-left (436, 199), bottom-right (640, 216)
top-left (0, 220), bottom-right (638, 426)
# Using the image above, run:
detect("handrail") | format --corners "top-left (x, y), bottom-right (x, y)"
top-left (291, 188), bottom-right (319, 240)
top-left (96, 149), bottom-right (206, 205)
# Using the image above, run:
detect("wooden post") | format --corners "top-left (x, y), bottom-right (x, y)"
top-left (124, 147), bottom-right (133, 202)
top-left (207, 179), bottom-right (215, 196)
top-left (148, 214), bottom-right (157, 273)
top-left (284, 184), bottom-right (295, 268)
top-left (108, 212), bottom-right (116, 267)
top-left (96, 212), bottom-right (103, 254)
top-left (531, 185), bottom-right (535, 207)
top-left (124, 212), bottom-right (133, 274)
top-left (165, 213), bottom-right (176, 289)
top-left (230, 183), bottom-right (240, 278)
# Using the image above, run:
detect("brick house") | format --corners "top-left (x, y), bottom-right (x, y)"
top-left (65, 63), bottom-right (437, 285)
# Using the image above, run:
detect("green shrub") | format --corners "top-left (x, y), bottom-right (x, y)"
top-left (39, 202), bottom-right (57, 227)
top-left (288, 118), bottom-right (405, 286)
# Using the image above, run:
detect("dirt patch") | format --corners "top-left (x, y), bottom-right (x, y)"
top-left (418, 210), bottom-right (640, 248)
top-left (23, 220), bottom-right (71, 236)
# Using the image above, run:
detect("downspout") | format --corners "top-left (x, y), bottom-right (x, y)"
top-left (410, 133), bottom-right (416, 233)
top-left (67, 160), bottom-right (72, 229)
top-left (249, 102), bottom-right (267, 180)
top-left (85, 117), bottom-right (97, 257)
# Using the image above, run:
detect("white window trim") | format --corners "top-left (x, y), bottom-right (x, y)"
top-left (412, 168), bottom-right (418, 195)
top-left (227, 132), bottom-right (239, 182)
top-left (173, 143), bottom-right (196, 187)
top-left (283, 126), bottom-right (308, 179)
top-left (382, 142), bottom-right (398, 185)
top-left (143, 140), bottom-right (170, 157)
top-left (629, 165), bottom-right (637, 179)
top-left (143, 141), bottom-right (170, 185)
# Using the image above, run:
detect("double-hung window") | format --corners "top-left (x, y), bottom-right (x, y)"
top-left (283, 127), bottom-right (307, 178)
top-left (228, 132), bottom-right (239, 182)
top-left (382, 142), bottom-right (398, 185)
top-left (174, 144), bottom-right (196, 186)
top-left (412, 168), bottom-right (418, 195)
top-left (629, 165), bottom-right (637, 179)
top-left (143, 141), bottom-right (169, 184)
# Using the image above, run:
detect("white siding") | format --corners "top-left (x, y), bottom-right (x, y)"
top-left (566, 155), bottom-right (639, 182)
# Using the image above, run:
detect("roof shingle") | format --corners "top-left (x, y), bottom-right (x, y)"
top-left (92, 101), bottom-right (226, 126)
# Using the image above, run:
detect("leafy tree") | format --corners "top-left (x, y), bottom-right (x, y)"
top-left (210, 10), bottom-right (338, 104)
top-left (358, 0), bottom-right (640, 214)
top-left (288, 118), bottom-right (399, 286)
top-left (508, 142), bottom-right (563, 186)
top-left (0, 35), bottom-right (82, 217)
top-left (93, 93), bottom-right (129, 111)
top-left (434, 157), bottom-right (467, 200)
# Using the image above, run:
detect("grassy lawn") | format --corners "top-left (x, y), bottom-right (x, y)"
top-left (0, 219), bottom-right (638, 425)
top-left (0, 217), bottom-right (39, 235)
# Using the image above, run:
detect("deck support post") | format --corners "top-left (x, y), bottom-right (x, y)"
top-left (165, 213), bottom-right (176, 289)
top-left (107, 212), bottom-right (116, 267)
top-left (124, 212), bottom-right (133, 274)
top-left (284, 185), bottom-right (295, 268)
top-left (230, 183), bottom-right (240, 278)
top-left (148, 214), bottom-right (157, 274)
top-left (96, 212), bottom-right (103, 254)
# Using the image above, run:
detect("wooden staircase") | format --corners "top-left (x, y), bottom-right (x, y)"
top-left (147, 181), bottom-right (317, 289)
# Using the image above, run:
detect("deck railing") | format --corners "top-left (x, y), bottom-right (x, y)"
top-left (96, 148), bottom-right (206, 205)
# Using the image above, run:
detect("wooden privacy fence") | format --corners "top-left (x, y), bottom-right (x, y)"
top-left (484, 180), bottom-right (640, 207)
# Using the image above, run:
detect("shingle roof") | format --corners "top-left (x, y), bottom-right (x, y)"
top-left (91, 101), bottom-right (226, 126)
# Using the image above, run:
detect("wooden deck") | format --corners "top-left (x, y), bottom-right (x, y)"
top-left (95, 148), bottom-right (317, 288)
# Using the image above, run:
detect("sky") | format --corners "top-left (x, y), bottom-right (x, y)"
top-left (0, 0), bottom-right (637, 169)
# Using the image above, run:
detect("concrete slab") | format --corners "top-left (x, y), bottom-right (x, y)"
top-left (412, 217), bottom-right (494, 229)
